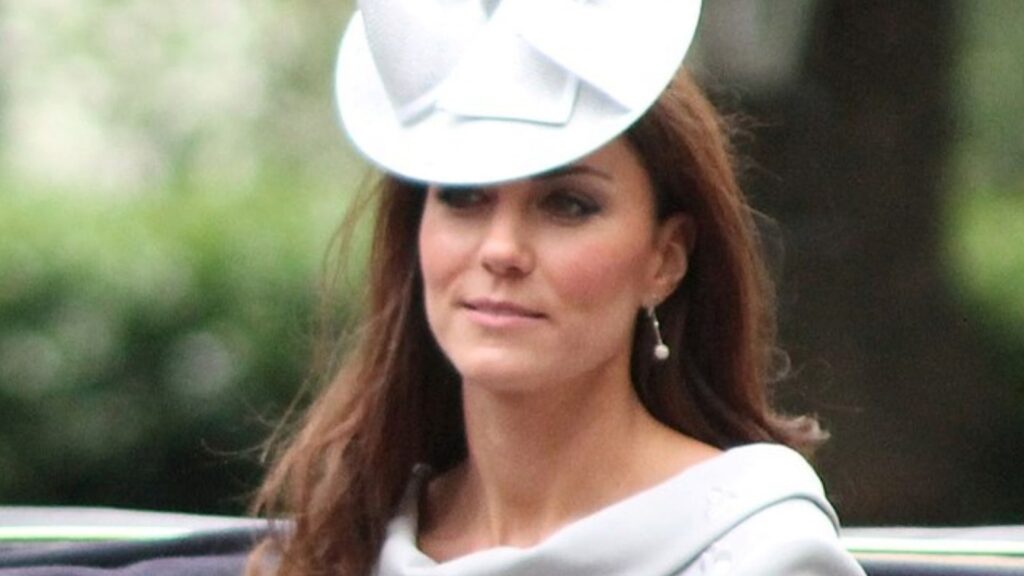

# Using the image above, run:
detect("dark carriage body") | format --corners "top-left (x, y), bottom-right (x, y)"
top-left (2, 508), bottom-right (1023, 575)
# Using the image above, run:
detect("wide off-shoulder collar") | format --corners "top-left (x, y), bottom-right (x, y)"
top-left (374, 443), bottom-right (838, 576)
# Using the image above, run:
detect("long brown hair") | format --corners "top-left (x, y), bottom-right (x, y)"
top-left (248, 70), bottom-right (823, 576)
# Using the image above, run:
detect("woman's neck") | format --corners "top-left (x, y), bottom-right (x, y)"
top-left (419, 361), bottom-right (717, 559)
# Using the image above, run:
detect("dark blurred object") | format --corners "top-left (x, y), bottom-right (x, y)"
top-left (2, 508), bottom-right (1024, 575)
top-left (698, 0), bottom-right (1024, 524)
top-left (0, 507), bottom-right (265, 574)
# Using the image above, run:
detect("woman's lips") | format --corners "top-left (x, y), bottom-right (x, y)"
top-left (462, 298), bottom-right (545, 327)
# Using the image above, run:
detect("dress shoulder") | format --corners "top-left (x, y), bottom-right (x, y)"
top-left (693, 498), bottom-right (865, 575)
top-left (681, 444), bottom-right (865, 575)
top-left (376, 444), bottom-right (865, 576)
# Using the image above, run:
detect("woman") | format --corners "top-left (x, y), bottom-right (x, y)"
top-left (251, 1), bottom-right (865, 575)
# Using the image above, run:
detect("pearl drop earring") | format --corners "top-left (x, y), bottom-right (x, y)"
top-left (646, 305), bottom-right (670, 361)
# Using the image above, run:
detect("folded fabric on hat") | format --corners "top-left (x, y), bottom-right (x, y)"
top-left (336, 0), bottom-right (703, 185)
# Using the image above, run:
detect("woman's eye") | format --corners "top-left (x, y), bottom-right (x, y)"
top-left (540, 191), bottom-right (600, 220)
top-left (436, 187), bottom-right (489, 210)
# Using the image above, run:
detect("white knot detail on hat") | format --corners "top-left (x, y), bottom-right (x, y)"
top-left (360, 0), bottom-right (691, 125)
top-left (337, 0), bottom-right (703, 185)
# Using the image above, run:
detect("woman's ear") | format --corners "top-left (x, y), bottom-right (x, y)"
top-left (649, 213), bottom-right (696, 300)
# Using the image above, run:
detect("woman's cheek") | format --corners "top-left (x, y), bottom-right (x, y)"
top-left (419, 218), bottom-right (468, 285)
top-left (552, 239), bottom-right (647, 307)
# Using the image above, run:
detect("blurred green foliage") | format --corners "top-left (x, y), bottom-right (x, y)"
top-left (949, 0), bottom-right (1024, 390)
top-left (0, 179), bottom-right (357, 512)
top-left (0, 0), bottom-right (361, 511)
top-left (950, 191), bottom-right (1024, 385)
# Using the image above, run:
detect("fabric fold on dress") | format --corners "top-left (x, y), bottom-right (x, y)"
top-left (374, 443), bottom-right (862, 576)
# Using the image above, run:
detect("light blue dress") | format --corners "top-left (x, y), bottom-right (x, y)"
top-left (374, 444), bottom-right (865, 575)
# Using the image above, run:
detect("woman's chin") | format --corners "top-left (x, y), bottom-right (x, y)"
top-left (449, 342), bottom-right (619, 397)
top-left (452, 354), bottom-right (557, 395)
top-left (457, 367), bottom-right (539, 393)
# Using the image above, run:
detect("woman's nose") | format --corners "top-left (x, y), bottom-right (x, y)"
top-left (479, 207), bottom-right (534, 278)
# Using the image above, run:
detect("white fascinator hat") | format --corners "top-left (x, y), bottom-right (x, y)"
top-left (335, 0), bottom-right (703, 186)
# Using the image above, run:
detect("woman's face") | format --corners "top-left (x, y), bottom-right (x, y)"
top-left (418, 138), bottom-right (690, 393)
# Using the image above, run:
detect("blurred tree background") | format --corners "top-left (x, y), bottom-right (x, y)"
top-left (0, 0), bottom-right (363, 513)
top-left (1, 1), bottom-right (1021, 523)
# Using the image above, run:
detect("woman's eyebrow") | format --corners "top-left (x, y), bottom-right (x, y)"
top-left (532, 164), bottom-right (613, 182)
